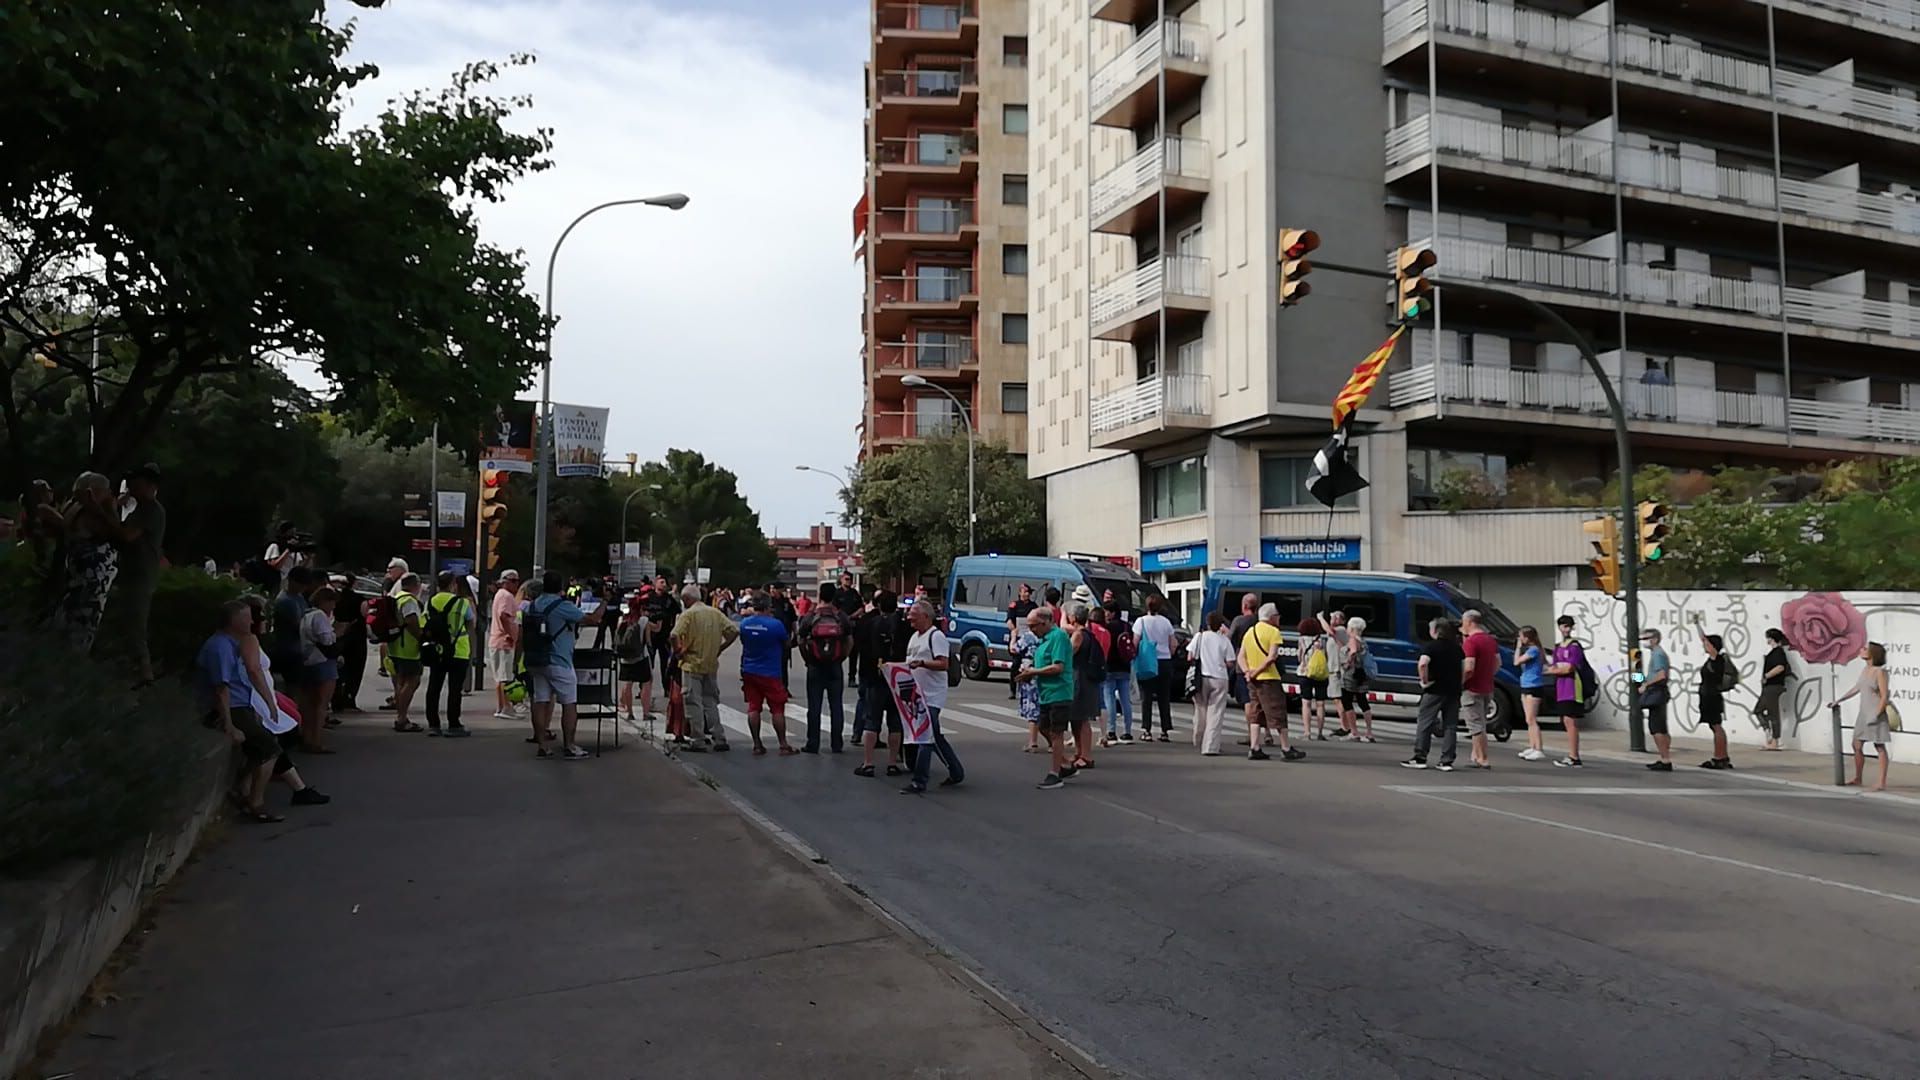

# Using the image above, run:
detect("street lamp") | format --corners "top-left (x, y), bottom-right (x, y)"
top-left (691, 529), bottom-right (726, 585)
top-left (532, 193), bottom-right (690, 576)
top-left (796, 463), bottom-right (858, 560)
top-left (619, 481), bottom-right (666, 573)
top-left (901, 374), bottom-right (974, 555)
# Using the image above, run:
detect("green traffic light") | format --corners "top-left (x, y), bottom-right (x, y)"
top-left (1402, 299), bottom-right (1428, 319)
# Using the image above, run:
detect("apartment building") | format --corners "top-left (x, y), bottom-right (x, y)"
top-left (859, 0), bottom-right (1031, 460)
top-left (1031, 0), bottom-right (1920, 629)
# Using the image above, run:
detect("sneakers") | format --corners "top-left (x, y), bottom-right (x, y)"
top-left (444, 725), bottom-right (471, 739)
top-left (290, 787), bottom-right (331, 806)
top-left (1281, 747), bottom-right (1307, 761)
top-left (1038, 773), bottom-right (1065, 790)
top-left (1518, 747), bottom-right (1546, 761)
top-left (492, 710), bottom-right (515, 720)
top-left (562, 745), bottom-right (591, 760)
top-left (1059, 765), bottom-right (1079, 781)
top-left (1119, 733), bottom-right (1135, 744)
top-left (1646, 760), bottom-right (1673, 772)
top-left (1434, 762), bottom-right (1455, 773)
top-left (1400, 758), bottom-right (1428, 770)
top-left (1248, 748), bottom-right (1271, 761)
top-left (1700, 758), bottom-right (1733, 770)
top-left (1553, 756), bottom-right (1584, 768)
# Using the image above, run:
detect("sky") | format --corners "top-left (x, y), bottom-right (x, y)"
top-left (333, 0), bottom-right (868, 539)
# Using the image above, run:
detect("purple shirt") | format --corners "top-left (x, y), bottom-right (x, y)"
top-left (1552, 639), bottom-right (1586, 703)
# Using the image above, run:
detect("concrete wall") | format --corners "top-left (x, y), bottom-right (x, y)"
top-left (0, 741), bottom-right (227, 1078)
top-left (1045, 453), bottom-right (1141, 557)
top-left (977, 0), bottom-right (1031, 453)
top-left (1555, 589), bottom-right (1920, 765)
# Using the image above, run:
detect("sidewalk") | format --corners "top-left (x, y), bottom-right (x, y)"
top-left (1582, 731), bottom-right (1920, 799)
top-left (45, 699), bottom-right (1092, 1079)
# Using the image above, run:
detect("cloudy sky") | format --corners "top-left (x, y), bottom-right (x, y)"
top-left (338, 0), bottom-right (867, 538)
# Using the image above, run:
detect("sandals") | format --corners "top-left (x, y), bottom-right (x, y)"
top-left (392, 720), bottom-right (424, 733)
top-left (1071, 757), bottom-right (1093, 770)
top-left (778, 746), bottom-right (800, 756)
top-left (885, 764), bottom-right (905, 776)
top-left (854, 764), bottom-right (876, 777)
top-left (241, 807), bottom-right (285, 824)
top-left (752, 745), bottom-right (768, 757)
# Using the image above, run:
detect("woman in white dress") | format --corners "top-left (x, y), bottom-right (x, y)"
top-left (1832, 641), bottom-right (1893, 792)
top-left (241, 597), bottom-right (331, 810)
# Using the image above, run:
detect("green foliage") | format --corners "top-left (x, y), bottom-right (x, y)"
top-left (143, 568), bottom-right (250, 677)
top-left (1433, 468), bottom-right (1503, 511)
top-left (318, 424), bottom-right (469, 574)
top-left (849, 436), bottom-right (1044, 581)
top-left (634, 451), bottom-right (780, 586)
top-left (0, 4), bottom-right (550, 478)
top-left (0, 622), bottom-right (212, 876)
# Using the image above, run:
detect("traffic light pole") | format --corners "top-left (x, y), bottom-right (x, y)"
top-left (1315, 259), bottom-right (1646, 752)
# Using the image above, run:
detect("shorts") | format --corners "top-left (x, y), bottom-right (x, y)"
top-left (1073, 679), bottom-right (1104, 723)
top-left (1300, 678), bottom-right (1328, 701)
top-left (529, 665), bottom-right (578, 706)
top-left (1038, 701), bottom-right (1073, 735)
top-left (1522, 686), bottom-right (1551, 700)
top-left (1249, 681), bottom-right (1289, 727)
top-left (305, 660), bottom-right (338, 685)
top-left (619, 661), bottom-right (652, 684)
top-left (1699, 697), bottom-right (1725, 728)
top-left (1340, 689), bottom-right (1370, 712)
top-left (225, 706), bottom-right (279, 766)
top-left (488, 649), bottom-right (517, 683)
top-left (1645, 700), bottom-right (1669, 736)
top-left (390, 656), bottom-right (423, 678)
top-left (743, 672), bottom-right (789, 712)
top-left (1550, 697), bottom-right (1587, 720)
top-left (1464, 692), bottom-right (1493, 736)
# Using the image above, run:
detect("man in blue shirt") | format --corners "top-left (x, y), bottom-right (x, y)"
top-left (526, 570), bottom-right (604, 760)
top-left (738, 592), bottom-right (795, 755)
top-left (198, 599), bottom-right (283, 821)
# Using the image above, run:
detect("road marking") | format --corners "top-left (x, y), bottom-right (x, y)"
top-left (1384, 785), bottom-right (1853, 798)
top-left (966, 702), bottom-right (1028, 721)
top-left (1390, 788), bottom-right (1920, 908)
top-left (937, 709), bottom-right (1026, 735)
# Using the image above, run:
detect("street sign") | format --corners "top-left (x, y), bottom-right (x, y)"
top-left (436, 491), bottom-right (467, 529)
top-left (443, 558), bottom-right (473, 577)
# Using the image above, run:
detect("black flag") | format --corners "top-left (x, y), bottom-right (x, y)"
top-left (1305, 423), bottom-right (1368, 508)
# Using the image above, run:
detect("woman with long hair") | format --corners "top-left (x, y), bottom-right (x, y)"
top-left (615, 593), bottom-right (652, 724)
top-left (1757, 628), bottom-right (1793, 750)
top-left (1833, 641), bottom-right (1893, 791)
top-left (1512, 625), bottom-right (1548, 761)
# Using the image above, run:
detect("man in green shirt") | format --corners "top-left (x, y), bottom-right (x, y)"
top-left (1015, 606), bottom-right (1077, 789)
top-left (425, 571), bottom-right (476, 737)
top-left (388, 573), bottom-right (426, 732)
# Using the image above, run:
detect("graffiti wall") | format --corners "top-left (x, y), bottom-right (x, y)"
top-left (1553, 590), bottom-right (1920, 765)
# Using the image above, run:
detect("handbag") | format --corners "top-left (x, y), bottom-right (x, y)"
top-left (1641, 680), bottom-right (1669, 708)
top-left (1884, 703), bottom-right (1903, 732)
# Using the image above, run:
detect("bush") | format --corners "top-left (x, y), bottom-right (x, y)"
top-left (0, 621), bottom-right (215, 876)
top-left (146, 567), bottom-right (251, 676)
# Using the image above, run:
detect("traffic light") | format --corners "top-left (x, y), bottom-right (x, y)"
top-left (1278, 228), bottom-right (1319, 307)
top-left (1636, 500), bottom-right (1670, 564)
top-left (1394, 246), bottom-right (1438, 321)
top-left (1584, 515), bottom-right (1622, 595)
top-left (480, 468), bottom-right (509, 570)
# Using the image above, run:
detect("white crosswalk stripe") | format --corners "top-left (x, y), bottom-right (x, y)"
top-left (936, 709), bottom-right (1025, 735)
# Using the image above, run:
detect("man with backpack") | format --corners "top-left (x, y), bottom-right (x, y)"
top-left (1547, 613), bottom-right (1595, 768)
top-left (423, 571), bottom-right (476, 738)
top-left (850, 589), bottom-right (909, 777)
top-left (523, 570), bottom-right (604, 759)
top-left (1101, 609), bottom-right (1137, 745)
top-left (797, 584), bottom-right (854, 754)
top-left (385, 573), bottom-right (427, 732)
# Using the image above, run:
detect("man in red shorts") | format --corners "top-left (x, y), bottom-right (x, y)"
top-left (738, 593), bottom-right (796, 755)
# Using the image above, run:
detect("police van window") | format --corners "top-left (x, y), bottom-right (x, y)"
top-left (953, 576), bottom-right (997, 612)
top-left (1261, 592), bottom-right (1305, 627)
top-left (1328, 593), bottom-right (1393, 640)
top-left (1412, 601), bottom-right (1446, 642)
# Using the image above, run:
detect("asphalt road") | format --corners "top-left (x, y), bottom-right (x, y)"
top-left (679, 657), bottom-right (1920, 1080)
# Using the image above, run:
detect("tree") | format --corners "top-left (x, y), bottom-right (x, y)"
top-left (635, 451), bottom-right (780, 587)
top-left (318, 424), bottom-right (468, 574)
top-left (848, 435), bottom-right (1044, 581)
top-left (0, 4), bottom-right (550, 480)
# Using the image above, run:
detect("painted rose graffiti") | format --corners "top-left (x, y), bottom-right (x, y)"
top-left (1778, 592), bottom-right (1868, 666)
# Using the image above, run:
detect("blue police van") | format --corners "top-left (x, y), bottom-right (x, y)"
top-left (945, 555), bottom-right (1165, 682)
top-left (1201, 570), bottom-right (1525, 738)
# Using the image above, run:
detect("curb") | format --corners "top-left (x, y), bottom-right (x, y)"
top-left (623, 720), bottom-right (1120, 1079)
top-left (1574, 745), bottom-right (1920, 807)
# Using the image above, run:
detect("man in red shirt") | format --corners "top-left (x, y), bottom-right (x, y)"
top-left (1460, 609), bottom-right (1502, 769)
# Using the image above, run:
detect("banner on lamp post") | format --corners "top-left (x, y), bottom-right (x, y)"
top-left (481, 399), bottom-right (538, 474)
top-left (552, 404), bottom-right (610, 478)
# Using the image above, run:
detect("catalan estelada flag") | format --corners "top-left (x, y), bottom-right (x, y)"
top-left (1329, 325), bottom-right (1407, 429)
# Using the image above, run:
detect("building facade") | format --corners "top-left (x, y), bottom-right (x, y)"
top-left (860, 0), bottom-right (1031, 461)
top-left (1030, 0), bottom-right (1920, 630)
top-left (772, 525), bottom-right (863, 593)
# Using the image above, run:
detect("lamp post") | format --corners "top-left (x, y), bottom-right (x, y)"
top-left (532, 193), bottom-right (690, 576)
top-left (795, 463), bottom-right (856, 547)
top-left (693, 528), bottom-right (726, 585)
top-left (901, 375), bottom-right (974, 555)
top-left (618, 482), bottom-right (665, 582)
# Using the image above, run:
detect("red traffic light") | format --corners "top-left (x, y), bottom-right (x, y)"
top-left (482, 468), bottom-right (506, 489)
top-left (1281, 229), bottom-right (1320, 261)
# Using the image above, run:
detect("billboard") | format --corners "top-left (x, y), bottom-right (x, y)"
top-left (482, 399), bottom-right (537, 474)
top-left (552, 404), bottom-right (610, 478)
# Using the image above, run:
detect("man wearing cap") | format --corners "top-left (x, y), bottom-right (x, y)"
top-left (109, 462), bottom-right (167, 683)
top-left (489, 569), bottom-right (523, 718)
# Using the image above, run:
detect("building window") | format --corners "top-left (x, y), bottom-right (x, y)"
top-left (914, 394), bottom-right (963, 437)
top-left (1003, 243), bottom-right (1028, 275)
top-left (1003, 382), bottom-right (1029, 414)
top-left (1003, 105), bottom-right (1029, 135)
top-left (1003, 173), bottom-right (1028, 205)
top-left (1002, 313), bottom-right (1028, 344)
top-left (1407, 448), bottom-right (1508, 510)
top-left (1260, 454), bottom-right (1358, 509)
top-left (1004, 35), bottom-right (1028, 67)
top-left (1145, 454), bottom-right (1207, 521)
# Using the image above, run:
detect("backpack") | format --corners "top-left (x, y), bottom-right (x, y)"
top-left (367, 594), bottom-right (401, 643)
top-left (1576, 652), bottom-right (1599, 703)
top-left (1303, 636), bottom-right (1330, 680)
top-left (523, 596), bottom-right (563, 669)
top-left (1114, 627), bottom-right (1139, 663)
top-left (422, 595), bottom-right (461, 663)
top-left (1716, 659), bottom-right (1739, 692)
top-left (617, 618), bottom-right (652, 664)
top-left (802, 613), bottom-right (851, 665)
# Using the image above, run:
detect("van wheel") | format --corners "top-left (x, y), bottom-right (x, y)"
top-left (961, 642), bottom-right (990, 682)
top-left (1490, 689), bottom-right (1516, 742)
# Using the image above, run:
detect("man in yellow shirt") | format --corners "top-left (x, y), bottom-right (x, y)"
top-left (671, 584), bottom-right (738, 751)
top-left (388, 573), bottom-right (426, 733)
top-left (1237, 603), bottom-right (1306, 763)
top-left (425, 571), bottom-right (476, 737)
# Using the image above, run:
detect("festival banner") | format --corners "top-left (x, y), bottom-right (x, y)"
top-left (551, 404), bottom-right (610, 478)
top-left (885, 661), bottom-right (935, 745)
top-left (482, 399), bottom-right (537, 474)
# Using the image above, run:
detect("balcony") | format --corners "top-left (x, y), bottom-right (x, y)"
top-left (1090, 372), bottom-right (1214, 449)
top-left (874, 337), bottom-right (979, 374)
top-left (872, 269), bottom-right (977, 335)
top-left (875, 3), bottom-right (978, 68)
top-left (1383, 0), bottom-right (1920, 142)
top-left (1091, 254), bottom-right (1211, 342)
top-left (1090, 137), bottom-right (1211, 235)
top-left (1091, 0), bottom-right (1203, 25)
top-left (1090, 18), bottom-right (1208, 129)
top-left (1390, 361), bottom-right (1920, 446)
top-left (873, 66), bottom-right (978, 134)
top-left (1386, 112), bottom-right (1920, 241)
top-left (869, 408), bottom-right (973, 445)
top-left (872, 131), bottom-right (979, 203)
top-left (1777, 0), bottom-right (1920, 38)
top-left (1426, 235), bottom-right (1920, 341)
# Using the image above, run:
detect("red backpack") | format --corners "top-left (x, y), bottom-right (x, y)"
top-left (1113, 627), bottom-right (1139, 662)
top-left (801, 612), bottom-right (851, 665)
top-left (366, 594), bottom-right (402, 643)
